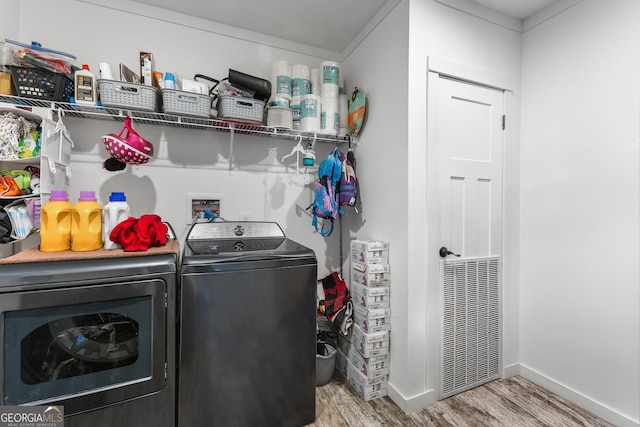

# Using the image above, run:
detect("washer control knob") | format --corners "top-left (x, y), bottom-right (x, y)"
top-left (234, 225), bottom-right (245, 236)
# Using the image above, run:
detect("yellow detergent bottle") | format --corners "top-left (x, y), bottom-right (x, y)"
top-left (40, 190), bottom-right (72, 252)
top-left (71, 190), bottom-right (103, 251)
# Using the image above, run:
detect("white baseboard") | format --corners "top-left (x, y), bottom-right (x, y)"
top-left (386, 382), bottom-right (437, 413)
top-left (503, 362), bottom-right (521, 378)
top-left (514, 363), bottom-right (639, 427)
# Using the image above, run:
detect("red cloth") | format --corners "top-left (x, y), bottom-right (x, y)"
top-left (110, 214), bottom-right (168, 252)
top-left (321, 272), bottom-right (349, 321)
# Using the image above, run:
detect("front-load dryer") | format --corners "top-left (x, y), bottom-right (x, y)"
top-left (0, 243), bottom-right (179, 427)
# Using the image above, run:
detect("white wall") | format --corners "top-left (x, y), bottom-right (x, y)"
top-left (520, 0), bottom-right (640, 425)
top-left (340, 0), bottom-right (414, 406)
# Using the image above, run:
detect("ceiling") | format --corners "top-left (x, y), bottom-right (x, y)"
top-left (132, 0), bottom-right (560, 52)
top-left (470, 0), bottom-right (560, 20)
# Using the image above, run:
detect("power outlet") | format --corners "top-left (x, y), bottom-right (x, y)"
top-left (239, 212), bottom-right (252, 221)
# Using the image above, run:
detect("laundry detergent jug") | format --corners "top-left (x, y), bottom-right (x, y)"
top-left (71, 190), bottom-right (102, 251)
top-left (103, 192), bottom-right (130, 250)
top-left (40, 190), bottom-right (72, 252)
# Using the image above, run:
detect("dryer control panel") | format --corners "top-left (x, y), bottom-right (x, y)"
top-left (187, 222), bottom-right (285, 240)
top-left (185, 222), bottom-right (286, 254)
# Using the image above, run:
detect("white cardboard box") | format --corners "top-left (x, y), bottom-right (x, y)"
top-left (353, 315), bottom-right (391, 334)
top-left (352, 323), bottom-right (389, 346)
top-left (350, 349), bottom-right (390, 380)
top-left (354, 304), bottom-right (391, 320)
top-left (347, 365), bottom-right (388, 401)
top-left (353, 334), bottom-right (389, 358)
top-left (353, 304), bottom-right (391, 334)
top-left (351, 283), bottom-right (390, 310)
top-left (351, 240), bottom-right (389, 264)
top-left (351, 261), bottom-right (391, 287)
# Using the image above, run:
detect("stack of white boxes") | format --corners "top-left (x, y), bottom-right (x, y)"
top-left (335, 239), bottom-right (391, 401)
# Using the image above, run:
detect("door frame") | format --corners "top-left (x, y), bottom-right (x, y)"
top-left (425, 57), bottom-right (514, 400)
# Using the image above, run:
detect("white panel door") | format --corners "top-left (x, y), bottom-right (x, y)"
top-left (438, 76), bottom-right (503, 259)
top-left (430, 74), bottom-right (504, 399)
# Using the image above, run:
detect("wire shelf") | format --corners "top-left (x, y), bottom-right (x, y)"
top-left (0, 95), bottom-right (348, 144)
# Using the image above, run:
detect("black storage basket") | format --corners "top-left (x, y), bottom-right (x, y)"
top-left (8, 66), bottom-right (73, 101)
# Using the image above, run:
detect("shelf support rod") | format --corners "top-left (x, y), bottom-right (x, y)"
top-left (229, 123), bottom-right (235, 171)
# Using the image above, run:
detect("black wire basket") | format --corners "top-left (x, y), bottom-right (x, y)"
top-left (8, 66), bottom-right (73, 101)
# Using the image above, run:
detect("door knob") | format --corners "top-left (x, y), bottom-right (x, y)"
top-left (439, 247), bottom-right (460, 258)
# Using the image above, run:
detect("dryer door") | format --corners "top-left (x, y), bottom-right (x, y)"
top-left (0, 279), bottom-right (167, 415)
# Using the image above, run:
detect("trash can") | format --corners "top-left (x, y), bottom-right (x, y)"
top-left (316, 342), bottom-right (337, 386)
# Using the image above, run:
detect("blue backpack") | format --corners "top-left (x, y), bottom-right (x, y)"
top-left (308, 148), bottom-right (343, 236)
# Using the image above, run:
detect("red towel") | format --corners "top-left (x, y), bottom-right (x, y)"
top-left (110, 214), bottom-right (168, 252)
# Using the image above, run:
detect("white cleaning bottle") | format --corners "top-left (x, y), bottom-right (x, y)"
top-left (103, 191), bottom-right (130, 250)
top-left (74, 64), bottom-right (97, 106)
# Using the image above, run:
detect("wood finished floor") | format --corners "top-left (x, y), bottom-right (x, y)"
top-left (307, 374), bottom-right (615, 427)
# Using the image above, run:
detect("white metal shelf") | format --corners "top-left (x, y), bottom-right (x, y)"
top-left (0, 95), bottom-right (349, 144)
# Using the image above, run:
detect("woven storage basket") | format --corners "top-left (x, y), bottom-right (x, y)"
top-left (9, 66), bottom-right (73, 101)
top-left (161, 89), bottom-right (211, 118)
top-left (98, 79), bottom-right (160, 112)
top-left (217, 96), bottom-right (265, 123)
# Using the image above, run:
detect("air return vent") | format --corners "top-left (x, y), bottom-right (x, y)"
top-left (440, 256), bottom-right (501, 398)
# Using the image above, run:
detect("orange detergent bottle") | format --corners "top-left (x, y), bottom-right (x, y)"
top-left (40, 190), bottom-right (72, 252)
top-left (71, 190), bottom-right (103, 251)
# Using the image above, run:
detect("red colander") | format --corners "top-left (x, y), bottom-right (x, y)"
top-left (102, 116), bottom-right (154, 165)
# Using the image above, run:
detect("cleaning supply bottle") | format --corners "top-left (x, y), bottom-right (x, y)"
top-left (103, 191), bottom-right (130, 250)
top-left (40, 190), bottom-right (72, 252)
top-left (164, 72), bottom-right (175, 89)
top-left (74, 64), bottom-right (97, 106)
top-left (71, 190), bottom-right (103, 251)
